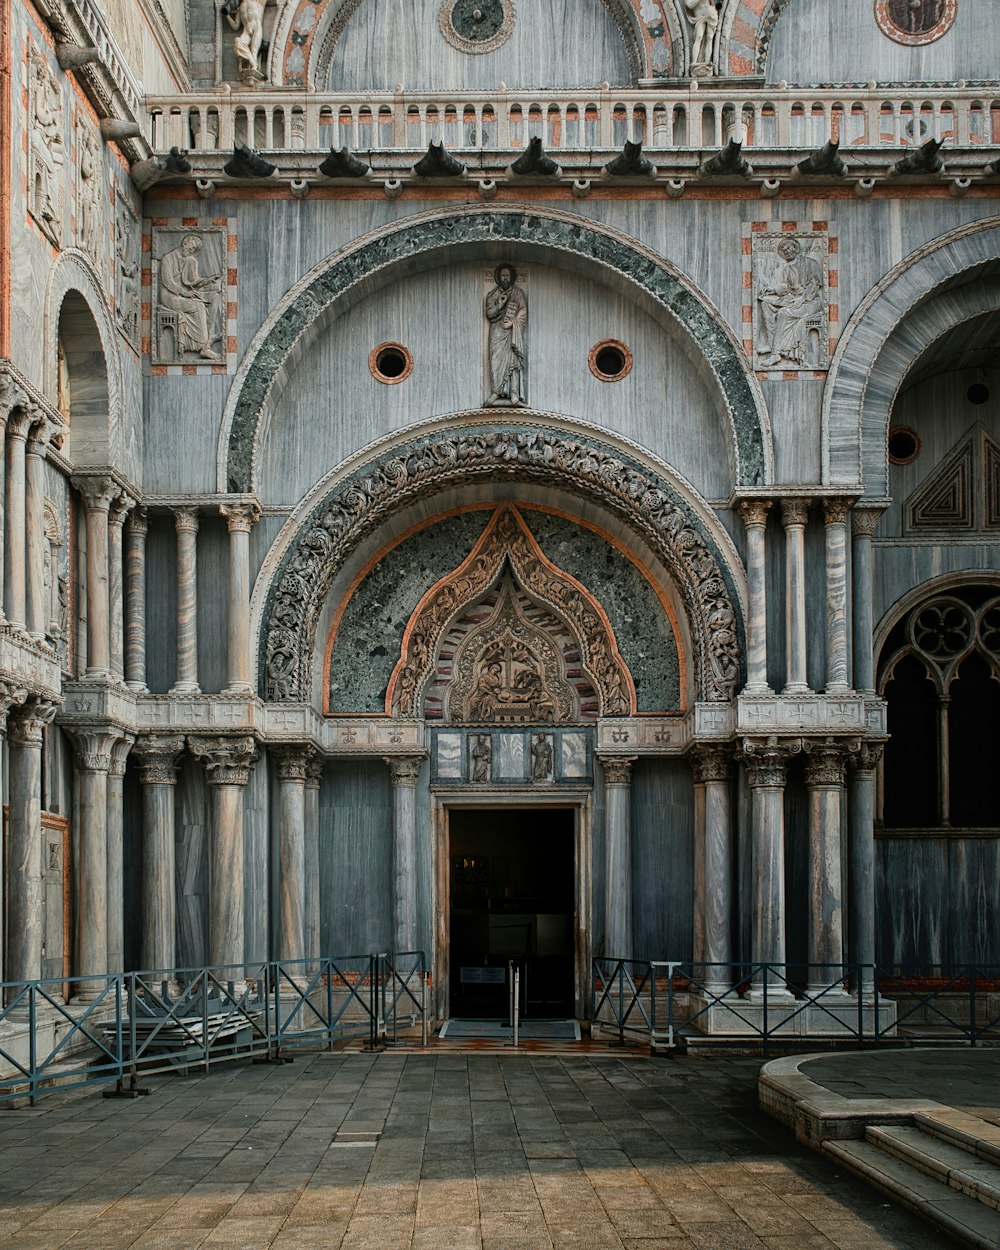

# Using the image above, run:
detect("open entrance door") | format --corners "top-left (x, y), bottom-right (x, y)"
top-left (449, 808), bottom-right (575, 1019)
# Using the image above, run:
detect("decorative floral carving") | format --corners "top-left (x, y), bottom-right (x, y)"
top-left (803, 739), bottom-right (849, 788)
top-left (189, 734), bottom-right (258, 786)
top-left (263, 435), bottom-right (741, 706)
top-left (384, 756), bottom-right (423, 786)
top-left (599, 755), bottom-right (635, 785)
top-left (134, 733), bottom-right (186, 786)
top-left (738, 736), bottom-right (801, 788)
top-left (689, 744), bottom-right (731, 784)
top-left (273, 744), bottom-right (311, 782)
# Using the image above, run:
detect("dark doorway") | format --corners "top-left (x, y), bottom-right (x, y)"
top-left (449, 808), bottom-right (575, 1019)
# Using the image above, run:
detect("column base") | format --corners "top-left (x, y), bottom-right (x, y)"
top-left (85, 666), bottom-right (113, 681)
top-left (781, 682), bottom-right (811, 695)
top-left (125, 681), bottom-right (150, 693)
top-left (169, 681), bottom-right (202, 695)
top-left (824, 682), bottom-right (852, 694)
top-left (222, 683), bottom-right (255, 697)
top-left (741, 682), bottom-right (774, 696)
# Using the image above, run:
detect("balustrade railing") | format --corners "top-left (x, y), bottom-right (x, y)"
top-left (146, 88), bottom-right (1000, 157)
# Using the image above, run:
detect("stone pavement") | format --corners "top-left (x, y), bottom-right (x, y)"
top-left (0, 1052), bottom-right (960, 1250)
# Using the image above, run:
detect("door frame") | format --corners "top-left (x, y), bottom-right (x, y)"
top-left (432, 789), bottom-right (593, 1024)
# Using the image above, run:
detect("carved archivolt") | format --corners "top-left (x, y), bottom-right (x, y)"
top-left (387, 507), bottom-right (632, 720)
top-left (261, 427), bottom-right (742, 704)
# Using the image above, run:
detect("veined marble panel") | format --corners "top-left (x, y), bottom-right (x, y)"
top-left (560, 731), bottom-right (589, 779)
top-left (494, 733), bottom-right (526, 782)
top-left (435, 731), bottom-right (463, 779)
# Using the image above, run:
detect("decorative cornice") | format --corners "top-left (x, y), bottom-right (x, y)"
top-left (188, 734), bottom-right (259, 786)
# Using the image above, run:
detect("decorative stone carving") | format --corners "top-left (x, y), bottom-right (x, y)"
top-left (305, 752), bottom-right (325, 787)
top-left (485, 265), bottom-right (527, 407)
top-left (781, 497), bottom-right (810, 529)
top-left (470, 733), bottom-right (492, 782)
top-left (851, 741), bottom-right (884, 775)
top-left (690, 744), bottom-right (731, 784)
top-left (273, 744), bottom-right (311, 782)
top-left (875, 0), bottom-right (957, 46)
top-left (599, 755), bottom-right (635, 786)
top-left (28, 46), bottom-right (65, 247)
top-left (530, 733), bottom-right (554, 782)
top-left (685, 0), bottom-right (718, 74)
top-left (384, 756), bottom-right (423, 786)
top-left (114, 197), bottom-right (140, 347)
top-left (803, 738), bottom-right (850, 788)
top-left (189, 734), bottom-right (258, 785)
top-left (753, 234), bottom-right (828, 371)
top-left (8, 698), bottom-right (59, 746)
top-left (738, 736), bottom-right (801, 788)
top-left (439, 0), bottom-right (516, 54)
top-left (823, 497), bottom-right (852, 527)
top-left (76, 124), bottom-right (102, 262)
top-left (134, 733), bottom-right (185, 786)
top-left (264, 429), bottom-right (740, 705)
top-left (222, 0), bottom-right (267, 84)
top-left (0, 682), bottom-right (29, 735)
top-left (152, 227), bottom-right (225, 364)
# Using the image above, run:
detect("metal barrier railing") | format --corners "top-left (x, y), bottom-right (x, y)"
top-left (592, 960), bottom-right (1000, 1052)
top-left (0, 951), bottom-right (428, 1106)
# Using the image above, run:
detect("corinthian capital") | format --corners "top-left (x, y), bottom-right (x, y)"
top-left (738, 736), bottom-right (801, 788)
top-left (599, 755), bottom-right (636, 786)
top-left (780, 497), bottom-right (810, 529)
top-left (273, 744), bottom-right (312, 782)
top-left (802, 738), bottom-right (850, 788)
top-left (220, 500), bottom-right (262, 533)
top-left (738, 498), bottom-right (772, 529)
top-left (8, 696), bottom-right (59, 746)
top-left (384, 755), bottom-right (424, 787)
top-left (689, 744), bottom-right (732, 785)
top-left (189, 734), bottom-right (259, 786)
top-left (134, 733), bottom-right (186, 785)
top-left (74, 474), bottom-right (117, 513)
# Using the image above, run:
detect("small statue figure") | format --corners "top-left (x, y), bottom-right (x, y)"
top-left (471, 734), bottom-right (492, 782)
top-left (684, 0), bottom-right (719, 72)
top-left (755, 237), bottom-right (825, 370)
top-left (156, 233), bottom-right (223, 361)
top-left (531, 734), bottom-right (553, 782)
top-left (222, 0), bottom-right (266, 84)
top-left (485, 263), bottom-right (527, 407)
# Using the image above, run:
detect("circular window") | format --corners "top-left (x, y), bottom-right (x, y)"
top-left (369, 342), bottom-right (413, 384)
top-left (589, 339), bottom-right (633, 382)
top-left (968, 383), bottom-right (990, 405)
top-left (439, 0), bottom-right (515, 54)
top-left (874, 0), bottom-right (957, 47)
top-left (888, 426), bottom-right (921, 464)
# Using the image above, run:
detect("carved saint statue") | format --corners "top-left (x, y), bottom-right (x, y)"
top-left (157, 234), bottom-right (223, 361)
top-left (29, 48), bottom-right (65, 246)
top-left (530, 734), bottom-right (553, 782)
top-left (77, 127), bottom-right (102, 261)
top-left (471, 734), bottom-right (492, 782)
top-left (755, 236), bottom-right (825, 369)
top-left (115, 204), bottom-right (140, 345)
top-left (684, 0), bottom-right (719, 69)
top-left (485, 263), bottom-right (527, 407)
top-left (222, 0), bottom-right (266, 84)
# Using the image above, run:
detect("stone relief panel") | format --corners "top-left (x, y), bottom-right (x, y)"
top-left (144, 218), bottom-right (237, 373)
top-left (433, 727), bottom-right (591, 784)
top-left (27, 42), bottom-right (66, 248)
top-left (745, 221), bottom-right (838, 377)
top-left (114, 194), bottom-right (141, 350)
top-left (484, 264), bottom-right (527, 407)
top-left (75, 119), bottom-right (103, 265)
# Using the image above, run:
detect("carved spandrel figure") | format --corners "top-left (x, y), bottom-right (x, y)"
top-left (29, 48), bottom-right (65, 246)
top-left (755, 236), bottom-right (825, 370)
top-left (685, 0), bottom-right (719, 70)
top-left (115, 203), bottom-right (140, 345)
top-left (157, 234), bottom-right (223, 361)
top-left (222, 0), bottom-right (266, 84)
top-left (77, 127), bottom-right (102, 261)
top-left (485, 263), bottom-right (527, 407)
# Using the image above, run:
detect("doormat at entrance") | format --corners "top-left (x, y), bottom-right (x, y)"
top-left (440, 1019), bottom-right (582, 1040)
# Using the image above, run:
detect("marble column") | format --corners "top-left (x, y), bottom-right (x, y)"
top-left (781, 498), bottom-right (811, 694)
top-left (189, 735), bottom-right (258, 970)
top-left (851, 509), bottom-right (882, 695)
top-left (220, 502), bottom-right (260, 695)
top-left (304, 753), bottom-right (324, 966)
top-left (124, 508), bottom-right (148, 691)
top-left (691, 745), bottom-right (733, 992)
top-left (171, 507), bottom-right (200, 694)
top-left (25, 417), bottom-right (51, 641)
top-left (690, 755), bottom-right (706, 967)
top-left (803, 740), bottom-right (849, 993)
top-left (385, 756), bottom-right (424, 954)
top-left (4, 696), bottom-right (54, 993)
top-left (849, 741), bottom-right (882, 997)
top-left (274, 746), bottom-right (310, 964)
top-left (4, 410), bottom-right (33, 630)
top-left (738, 499), bottom-right (772, 693)
top-left (600, 755), bottom-right (636, 961)
top-left (71, 727), bottom-right (122, 980)
top-left (135, 734), bottom-right (185, 973)
top-left (0, 383), bottom-right (19, 624)
top-left (75, 476), bottom-right (116, 679)
top-left (741, 738), bottom-right (799, 994)
top-left (106, 734), bottom-right (135, 974)
top-left (108, 493), bottom-right (133, 682)
top-left (823, 498), bottom-right (852, 693)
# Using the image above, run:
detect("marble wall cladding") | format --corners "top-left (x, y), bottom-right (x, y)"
top-left (493, 734), bottom-right (526, 782)
top-left (318, 759), bottom-right (393, 955)
top-left (630, 758), bottom-right (695, 961)
top-left (560, 732), bottom-right (589, 779)
top-left (435, 732), bottom-right (463, 780)
top-left (175, 757), bottom-right (210, 968)
top-left (195, 515), bottom-right (229, 695)
top-left (145, 517), bottom-right (178, 694)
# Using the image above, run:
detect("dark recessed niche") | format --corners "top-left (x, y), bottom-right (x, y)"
top-left (888, 426), bottom-right (920, 465)
top-left (968, 383), bottom-right (990, 406)
top-left (369, 342), bottom-right (412, 384)
top-left (589, 339), bottom-right (633, 382)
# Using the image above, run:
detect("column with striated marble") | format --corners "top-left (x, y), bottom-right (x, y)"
top-left (275, 746), bottom-right (309, 963)
top-left (600, 755), bottom-right (636, 961)
top-left (171, 507), bottom-right (200, 694)
top-left (849, 742), bottom-right (882, 997)
top-left (108, 493), bottom-right (133, 682)
top-left (71, 727), bottom-right (122, 980)
top-left (691, 745), bottom-right (733, 992)
top-left (5, 409), bottom-right (33, 630)
top-left (25, 416), bottom-right (52, 640)
top-left (781, 498), bottom-right (811, 694)
top-left (135, 735), bottom-right (186, 973)
top-left (385, 756), bottom-right (424, 954)
top-left (105, 735), bottom-right (135, 973)
top-left (738, 499), bottom-right (772, 693)
top-left (803, 740), bottom-right (849, 992)
top-left (220, 502), bottom-right (260, 695)
top-left (75, 476), bottom-right (116, 678)
top-left (124, 508), bottom-right (148, 691)
top-left (0, 382), bottom-right (20, 623)
top-left (304, 753), bottom-right (324, 966)
top-left (851, 509), bottom-right (882, 694)
top-left (823, 498), bottom-right (852, 693)
top-left (690, 753), bottom-right (706, 967)
top-left (190, 736), bottom-right (259, 969)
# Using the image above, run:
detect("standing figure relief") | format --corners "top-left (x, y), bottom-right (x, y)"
top-left (222, 0), bottom-right (267, 84)
top-left (485, 263), bottom-right (527, 407)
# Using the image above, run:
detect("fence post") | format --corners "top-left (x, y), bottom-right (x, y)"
top-left (326, 959), bottom-right (334, 1051)
top-left (202, 969), bottom-right (210, 1073)
top-left (29, 985), bottom-right (38, 1107)
top-left (970, 965), bottom-right (977, 1047)
top-left (421, 957), bottom-right (428, 1048)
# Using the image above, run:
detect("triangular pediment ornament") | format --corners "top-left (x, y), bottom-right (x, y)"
top-left (905, 436), bottom-right (974, 532)
top-left (984, 431), bottom-right (1000, 530)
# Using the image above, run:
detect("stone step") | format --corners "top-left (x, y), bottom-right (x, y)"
top-left (916, 1110), bottom-right (1000, 1169)
top-left (868, 1124), bottom-right (1000, 1212)
top-left (822, 1138), bottom-right (1000, 1250)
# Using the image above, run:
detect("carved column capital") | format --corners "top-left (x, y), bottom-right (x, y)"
top-left (305, 752), bottom-right (325, 789)
top-left (189, 734), bottom-right (258, 786)
top-left (599, 755), bottom-right (636, 786)
top-left (26, 411), bottom-right (58, 457)
top-left (69, 727), bottom-right (124, 773)
top-left (780, 497), bottom-right (811, 529)
top-left (134, 733), bottom-right (186, 785)
top-left (738, 498), bottom-right (772, 529)
top-left (0, 682), bottom-right (28, 735)
top-left (7, 696), bottom-right (59, 746)
top-left (127, 507), bottom-right (149, 539)
top-left (109, 734), bottom-right (136, 778)
top-left (689, 744), bottom-right (732, 785)
top-left (173, 506), bottom-right (200, 534)
top-left (822, 496), bottom-right (853, 527)
top-left (850, 740), bottom-right (885, 776)
top-left (74, 474), bottom-right (117, 514)
top-left (220, 501), bottom-right (261, 533)
top-left (802, 738), bottom-right (850, 788)
top-left (851, 507), bottom-right (885, 538)
top-left (273, 744), bottom-right (312, 783)
top-left (384, 755), bottom-right (424, 787)
top-left (0, 374), bottom-right (29, 422)
top-left (109, 491), bottom-right (137, 530)
top-left (6, 407), bottom-right (35, 441)
top-left (738, 736), bottom-right (801, 788)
